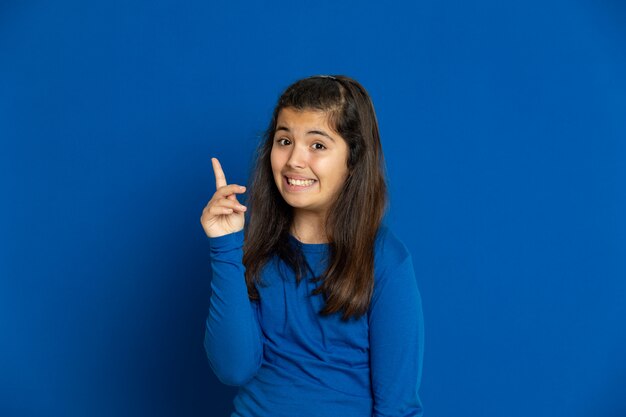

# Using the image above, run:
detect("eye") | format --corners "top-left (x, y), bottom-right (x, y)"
top-left (275, 138), bottom-right (291, 146)
top-left (312, 143), bottom-right (326, 150)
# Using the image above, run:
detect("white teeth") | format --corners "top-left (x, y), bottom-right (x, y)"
top-left (287, 178), bottom-right (315, 186)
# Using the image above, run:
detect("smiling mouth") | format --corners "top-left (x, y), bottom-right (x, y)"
top-left (283, 177), bottom-right (317, 192)
top-left (285, 176), bottom-right (316, 185)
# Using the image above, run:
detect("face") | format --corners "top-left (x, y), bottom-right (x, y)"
top-left (270, 107), bottom-right (350, 218)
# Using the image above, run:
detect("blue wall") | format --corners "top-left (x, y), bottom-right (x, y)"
top-left (1, 1), bottom-right (625, 416)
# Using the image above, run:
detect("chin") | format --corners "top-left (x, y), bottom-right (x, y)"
top-left (283, 196), bottom-right (307, 206)
top-left (283, 195), bottom-right (312, 208)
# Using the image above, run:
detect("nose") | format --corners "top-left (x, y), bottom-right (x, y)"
top-left (286, 143), bottom-right (307, 169)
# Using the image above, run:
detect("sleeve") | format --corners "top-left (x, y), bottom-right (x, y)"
top-left (368, 252), bottom-right (425, 417)
top-left (203, 230), bottom-right (264, 386)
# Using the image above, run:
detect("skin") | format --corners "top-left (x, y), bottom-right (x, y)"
top-left (200, 108), bottom-right (350, 243)
top-left (270, 107), bottom-right (350, 243)
top-left (200, 158), bottom-right (247, 238)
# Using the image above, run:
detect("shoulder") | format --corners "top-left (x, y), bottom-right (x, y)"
top-left (374, 223), bottom-right (412, 268)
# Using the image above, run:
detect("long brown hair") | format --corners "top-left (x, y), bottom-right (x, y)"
top-left (242, 75), bottom-right (388, 321)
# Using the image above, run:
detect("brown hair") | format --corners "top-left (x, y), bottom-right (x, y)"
top-left (242, 75), bottom-right (388, 321)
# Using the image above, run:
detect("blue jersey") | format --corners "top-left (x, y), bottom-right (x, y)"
top-left (204, 224), bottom-right (424, 416)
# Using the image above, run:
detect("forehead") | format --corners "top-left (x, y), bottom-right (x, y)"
top-left (276, 107), bottom-right (333, 130)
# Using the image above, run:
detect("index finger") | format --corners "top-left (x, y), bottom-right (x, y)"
top-left (211, 157), bottom-right (228, 189)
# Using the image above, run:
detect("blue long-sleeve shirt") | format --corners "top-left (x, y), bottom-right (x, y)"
top-left (204, 224), bottom-right (424, 417)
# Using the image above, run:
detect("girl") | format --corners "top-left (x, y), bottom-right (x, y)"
top-left (200, 75), bottom-right (424, 416)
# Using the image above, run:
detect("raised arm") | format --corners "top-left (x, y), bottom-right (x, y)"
top-left (200, 157), bottom-right (263, 386)
top-left (204, 230), bottom-right (263, 386)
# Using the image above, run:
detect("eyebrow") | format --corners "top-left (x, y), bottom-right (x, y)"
top-left (275, 126), bottom-right (336, 143)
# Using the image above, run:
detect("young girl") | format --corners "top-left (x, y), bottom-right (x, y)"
top-left (200, 75), bottom-right (424, 416)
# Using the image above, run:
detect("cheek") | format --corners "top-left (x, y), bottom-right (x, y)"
top-left (317, 163), bottom-right (347, 192)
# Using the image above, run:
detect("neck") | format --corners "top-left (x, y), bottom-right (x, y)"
top-left (291, 210), bottom-right (328, 244)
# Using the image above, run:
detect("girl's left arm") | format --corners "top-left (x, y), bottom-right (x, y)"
top-left (368, 252), bottom-right (425, 417)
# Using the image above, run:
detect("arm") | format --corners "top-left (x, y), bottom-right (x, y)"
top-left (369, 253), bottom-right (425, 417)
top-left (204, 230), bottom-right (264, 386)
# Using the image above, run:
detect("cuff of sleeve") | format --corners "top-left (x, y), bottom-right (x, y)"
top-left (208, 230), bottom-right (244, 253)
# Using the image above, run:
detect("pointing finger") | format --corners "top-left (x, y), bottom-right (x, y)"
top-left (212, 157), bottom-right (228, 190)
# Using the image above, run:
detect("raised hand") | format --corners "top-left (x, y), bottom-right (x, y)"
top-left (200, 157), bottom-right (247, 238)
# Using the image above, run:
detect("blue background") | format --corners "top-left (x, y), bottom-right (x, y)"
top-left (1, 1), bottom-right (625, 416)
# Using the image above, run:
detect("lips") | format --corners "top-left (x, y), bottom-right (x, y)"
top-left (283, 174), bottom-right (316, 181)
